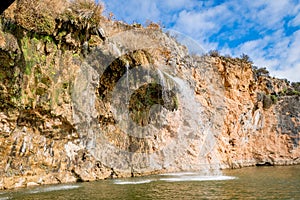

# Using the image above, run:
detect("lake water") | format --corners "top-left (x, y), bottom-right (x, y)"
top-left (1, 165), bottom-right (299, 199)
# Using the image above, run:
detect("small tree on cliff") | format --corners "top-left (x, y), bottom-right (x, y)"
top-left (240, 53), bottom-right (253, 64)
top-left (208, 50), bottom-right (220, 57)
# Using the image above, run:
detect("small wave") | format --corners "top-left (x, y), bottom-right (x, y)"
top-left (0, 197), bottom-right (11, 200)
top-left (160, 175), bottom-right (236, 182)
top-left (114, 180), bottom-right (152, 185)
top-left (27, 185), bottom-right (80, 194)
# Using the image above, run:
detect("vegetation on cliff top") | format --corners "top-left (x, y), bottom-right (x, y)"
top-left (208, 49), bottom-right (300, 98)
top-left (4, 0), bottom-right (104, 37)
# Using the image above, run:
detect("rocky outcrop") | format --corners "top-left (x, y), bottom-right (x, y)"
top-left (214, 58), bottom-right (300, 168)
top-left (0, 0), bottom-right (299, 189)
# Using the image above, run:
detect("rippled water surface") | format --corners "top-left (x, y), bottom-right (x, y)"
top-left (1, 165), bottom-right (299, 199)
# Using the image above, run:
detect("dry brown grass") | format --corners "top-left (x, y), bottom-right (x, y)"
top-left (65, 0), bottom-right (104, 29)
top-left (15, 0), bottom-right (69, 34)
top-left (13, 0), bottom-right (104, 34)
top-left (71, 0), bottom-right (103, 19)
top-left (145, 20), bottom-right (161, 30)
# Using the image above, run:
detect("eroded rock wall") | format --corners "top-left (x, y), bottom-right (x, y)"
top-left (213, 57), bottom-right (300, 168)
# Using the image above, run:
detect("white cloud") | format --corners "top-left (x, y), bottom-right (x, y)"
top-left (175, 10), bottom-right (217, 34)
top-left (231, 29), bottom-right (300, 82)
top-left (232, 34), bottom-right (280, 68)
top-left (266, 30), bottom-right (300, 82)
top-left (172, 3), bottom-right (233, 51)
top-left (287, 30), bottom-right (300, 64)
top-left (271, 63), bottom-right (300, 82)
top-left (289, 14), bottom-right (300, 27)
top-left (252, 0), bottom-right (291, 29)
top-left (103, 0), bottom-right (160, 22)
top-left (158, 0), bottom-right (198, 11)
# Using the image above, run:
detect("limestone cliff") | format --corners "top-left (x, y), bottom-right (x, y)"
top-left (0, 0), bottom-right (299, 189)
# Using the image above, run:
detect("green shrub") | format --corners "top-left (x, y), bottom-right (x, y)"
top-left (258, 93), bottom-right (277, 109)
top-left (262, 94), bottom-right (273, 109)
top-left (279, 87), bottom-right (300, 96)
top-left (254, 67), bottom-right (270, 77)
top-left (270, 94), bottom-right (278, 103)
top-left (240, 53), bottom-right (253, 64)
top-left (208, 50), bottom-right (220, 57)
top-left (291, 82), bottom-right (300, 92)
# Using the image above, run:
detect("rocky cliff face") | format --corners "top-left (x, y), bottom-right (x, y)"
top-left (214, 58), bottom-right (300, 168)
top-left (0, 0), bottom-right (299, 189)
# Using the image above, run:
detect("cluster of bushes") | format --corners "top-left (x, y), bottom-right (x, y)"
top-left (257, 92), bottom-right (277, 109)
top-left (207, 50), bottom-right (300, 109)
top-left (291, 82), bottom-right (300, 93)
top-left (60, 0), bottom-right (104, 30)
top-left (12, 0), bottom-right (104, 35)
top-left (14, 0), bottom-right (60, 34)
top-left (207, 50), bottom-right (273, 80)
top-left (257, 83), bottom-right (300, 110)
top-left (145, 20), bottom-right (162, 30)
top-left (208, 50), bottom-right (253, 64)
top-left (252, 66), bottom-right (269, 77)
top-left (208, 50), bottom-right (220, 57)
top-left (279, 87), bottom-right (300, 96)
top-left (257, 83), bottom-right (300, 109)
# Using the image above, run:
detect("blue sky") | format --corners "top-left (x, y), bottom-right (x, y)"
top-left (99, 0), bottom-right (300, 82)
